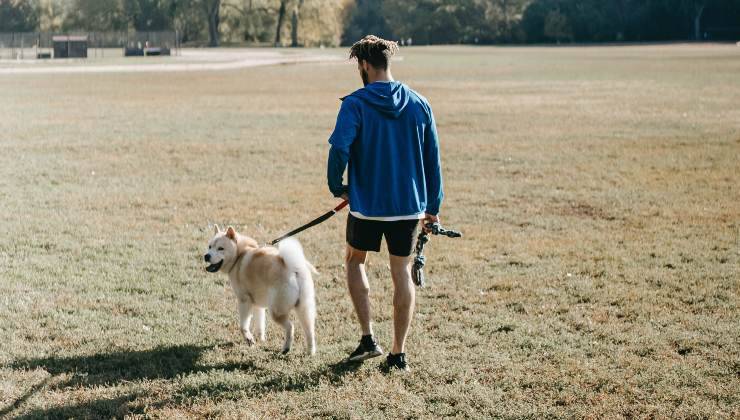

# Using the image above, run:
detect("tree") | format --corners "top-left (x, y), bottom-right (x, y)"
top-left (37, 0), bottom-right (70, 32)
top-left (698, 0), bottom-right (740, 40)
top-left (522, 0), bottom-right (653, 42)
top-left (221, 0), bottom-right (276, 43)
top-left (273, 0), bottom-right (307, 46)
top-left (64, 0), bottom-right (127, 31)
top-left (172, 0), bottom-right (205, 43)
top-left (285, 0), bottom-right (349, 47)
top-left (342, 0), bottom-right (393, 45)
top-left (688, 0), bottom-right (707, 40)
top-left (124, 0), bottom-right (176, 31)
top-left (543, 8), bottom-right (571, 42)
top-left (274, 0), bottom-right (286, 45)
top-left (191, 0), bottom-right (221, 46)
top-left (481, 0), bottom-right (530, 42)
top-left (604, 0), bottom-right (650, 41)
top-left (0, 0), bottom-right (40, 32)
top-left (290, 0), bottom-right (304, 47)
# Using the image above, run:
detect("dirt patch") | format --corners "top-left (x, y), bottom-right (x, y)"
top-left (555, 201), bottom-right (618, 221)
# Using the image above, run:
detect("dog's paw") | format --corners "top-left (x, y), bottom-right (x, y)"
top-left (242, 331), bottom-right (255, 346)
top-left (281, 347), bottom-right (290, 355)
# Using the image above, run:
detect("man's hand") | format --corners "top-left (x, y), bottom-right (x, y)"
top-left (340, 193), bottom-right (349, 202)
top-left (423, 213), bottom-right (439, 233)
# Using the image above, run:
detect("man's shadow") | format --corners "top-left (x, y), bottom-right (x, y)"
top-left (249, 359), bottom-right (363, 393)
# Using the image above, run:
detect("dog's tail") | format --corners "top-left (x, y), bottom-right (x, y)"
top-left (278, 238), bottom-right (316, 308)
top-left (305, 261), bottom-right (319, 276)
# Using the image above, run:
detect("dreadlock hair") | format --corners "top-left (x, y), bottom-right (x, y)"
top-left (349, 35), bottom-right (399, 70)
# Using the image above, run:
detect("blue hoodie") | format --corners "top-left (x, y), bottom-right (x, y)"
top-left (327, 81), bottom-right (444, 217)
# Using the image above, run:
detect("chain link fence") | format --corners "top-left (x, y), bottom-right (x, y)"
top-left (0, 31), bottom-right (181, 60)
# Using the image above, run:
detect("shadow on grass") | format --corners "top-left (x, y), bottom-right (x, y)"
top-left (256, 360), bottom-right (364, 392)
top-left (7, 343), bottom-right (259, 387)
top-left (11, 393), bottom-right (141, 420)
top-left (0, 377), bottom-right (50, 418)
top-left (5, 347), bottom-right (364, 417)
top-left (3, 342), bottom-right (264, 417)
top-left (172, 359), bottom-right (364, 402)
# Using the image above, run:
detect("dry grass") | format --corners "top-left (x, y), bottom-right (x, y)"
top-left (0, 44), bottom-right (738, 418)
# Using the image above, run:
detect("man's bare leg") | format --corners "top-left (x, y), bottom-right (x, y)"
top-left (345, 244), bottom-right (373, 336)
top-left (389, 253), bottom-right (415, 354)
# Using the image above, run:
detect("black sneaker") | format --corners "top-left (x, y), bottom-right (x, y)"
top-left (347, 335), bottom-right (384, 362)
top-left (385, 353), bottom-right (410, 372)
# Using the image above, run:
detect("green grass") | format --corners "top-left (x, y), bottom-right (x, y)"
top-left (0, 44), bottom-right (738, 418)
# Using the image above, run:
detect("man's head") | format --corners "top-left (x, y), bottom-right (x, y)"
top-left (349, 35), bottom-right (399, 86)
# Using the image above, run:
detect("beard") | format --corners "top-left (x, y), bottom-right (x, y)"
top-left (360, 68), bottom-right (369, 86)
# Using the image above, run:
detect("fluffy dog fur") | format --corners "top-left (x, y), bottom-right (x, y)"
top-left (204, 225), bottom-right (317, 355)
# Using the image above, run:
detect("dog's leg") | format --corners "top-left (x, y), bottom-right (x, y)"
top-left (253, 307), bottom-right (266, 342)
top-left (238, 299), bottom-right (255, 346)
top-left (296, 303), bottom-right (316, 356)
top-left (272, 312), bottom-right (293, 354)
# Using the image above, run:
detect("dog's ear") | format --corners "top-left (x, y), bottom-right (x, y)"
top-left (213, 224), bottom-right (221, 234)
top-left (226, 226), bottom-right (236, 241)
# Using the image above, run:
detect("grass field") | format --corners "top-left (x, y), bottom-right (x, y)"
top-left (0, 44), bottom-right (738, 418)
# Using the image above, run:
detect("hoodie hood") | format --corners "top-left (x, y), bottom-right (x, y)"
top-left (343, 81), bottom-right (410, 119)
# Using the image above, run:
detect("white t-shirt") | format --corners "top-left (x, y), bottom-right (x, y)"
top-left (350, 211), bottom-right (424, 221)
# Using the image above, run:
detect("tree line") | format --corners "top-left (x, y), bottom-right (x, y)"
top-left (350, 0), bottom-right (740, 44)
top-left (2, 0), bottom-right (739, 47)
top-left (1, 0), bottom-right (350, 47)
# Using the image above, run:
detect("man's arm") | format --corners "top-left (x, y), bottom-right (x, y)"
top-left (423, 109), bottom-right (444, 218)
top-left (327, 99), bottom-right (360, 198)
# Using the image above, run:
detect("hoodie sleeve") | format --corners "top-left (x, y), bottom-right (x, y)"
top-left (423, 108), bottom-right (444, 215)
top-left (327, 98), bottom-right (360, 198)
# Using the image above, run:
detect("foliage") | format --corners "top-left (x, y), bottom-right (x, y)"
top-left (0, 0), bottom-right (39, 32)
top-left (543, 9), bottom-right (571, 42)
top-left (382, 0), bottom-right (488, 45)
top-left (173, 0), bottom-right (207, 43)
top-left (521, 0), bottom-right (740, 43)
top-left (124, 0), bottom-right (177, 31)
top-left (62, 0), bottom-right (128, 31)
top-left (342, 0), bottom-right (394, 45)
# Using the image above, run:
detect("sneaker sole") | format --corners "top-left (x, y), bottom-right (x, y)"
top-left (391, 365), bottom-right (410, 372)
top-left (347, 349), bottom-right (383, 362)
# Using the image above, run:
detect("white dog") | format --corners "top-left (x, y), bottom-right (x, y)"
top-left (204, 225), bottom-right (317, 355)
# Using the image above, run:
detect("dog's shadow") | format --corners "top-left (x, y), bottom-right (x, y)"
top-left (6, 342), bottom-right (257, 388)
top-left (9, 392), bottom-right (142, 420)
top-left (1, 342), bottom-right (261, 418)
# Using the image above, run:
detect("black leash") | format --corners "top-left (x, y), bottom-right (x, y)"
top-left (270, 200), bottom-right (349, 245)
top-left (412, 222), bottom-right (462, 287)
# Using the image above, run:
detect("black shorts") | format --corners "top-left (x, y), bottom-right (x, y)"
top-left (346, 213), bottom-right (419, 257)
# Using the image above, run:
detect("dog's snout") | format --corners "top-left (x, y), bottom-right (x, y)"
top-left (204, 254), bottom-right (211, 262)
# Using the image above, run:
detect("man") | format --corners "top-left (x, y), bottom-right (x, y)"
top-left (327, 35), bottom-right (444, 371)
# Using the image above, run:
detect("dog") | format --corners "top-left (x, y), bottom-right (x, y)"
top-left (204, 225), bottom-right (317, 355)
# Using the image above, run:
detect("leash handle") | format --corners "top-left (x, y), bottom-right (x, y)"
top-left (412, 222), bottom-right (463, 288)
top-left (425, 222), bottom-right (462, 238)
